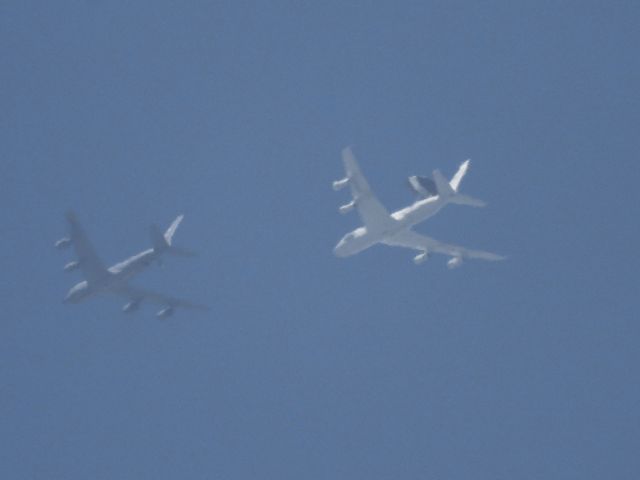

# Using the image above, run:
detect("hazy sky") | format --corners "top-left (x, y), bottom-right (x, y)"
top-left (2, 1), bottom-right (639, 479)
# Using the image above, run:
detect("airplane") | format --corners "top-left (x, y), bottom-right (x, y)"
top-left (56, 211), bottom-right (208, 317)
top-left (332, 147), bottom-right (505, 268)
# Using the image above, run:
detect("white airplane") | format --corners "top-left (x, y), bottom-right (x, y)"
top-left (56, 212), bottom-right (208, 317)
top-left (332, 147), bottom-right (505, 268)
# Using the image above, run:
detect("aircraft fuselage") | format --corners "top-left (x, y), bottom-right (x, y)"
top-left (64, 248), bottom-right (160, 303)
top-left (108, 248), bottom-right (158, 280)
top-left (334, 196), bottom-right (448, 257)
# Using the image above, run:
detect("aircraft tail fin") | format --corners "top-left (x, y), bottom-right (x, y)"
top-left (433, 162), bottom-right (486, 207)
top-left (150, 224), bottom-right (170, 252)
top-left (432, 169), bottom-right (455, 198)
top-left (163, 214), bottom-right (184, 246)
top-left (449, 159), bottom-right (470, 192)
top-left (150, 215), bottom-right (197, 257)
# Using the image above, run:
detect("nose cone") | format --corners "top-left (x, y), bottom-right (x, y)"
top-left (333, 240), bottom-right (347, 257)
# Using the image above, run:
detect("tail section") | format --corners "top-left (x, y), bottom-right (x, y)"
top-left (449, 159), bottom-right (470, 192)
top-left (163, 214), bottom-right (184, 246)
top-left (149, 215), bottom-right (196, 257)
top-left (432, 169), bottom-right (456, 198)
top-left (149, 224), bottom-right (171, 253)
top-left (432, 160), bottom-right (486, 207)
top-left (448, 194), bottom-right (486, 207)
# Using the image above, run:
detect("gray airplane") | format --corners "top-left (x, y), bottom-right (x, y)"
top-left (56, 212), bottom-right (208, 317)
top-left (333, 147), bottom-right (505, 268)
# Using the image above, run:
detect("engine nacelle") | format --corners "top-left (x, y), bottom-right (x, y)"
top-left (413, 251), bottom-right (430, 265)
top-left (55, 237), bottom-right (72, 249)
top-left (339, 200), bottom-right (356, 214)
top-left (447, 256), bottom-right (464, 269)
top-left (332, 177), bottom-right (350, 191)
top-left (63, 261), bottom-right (80, 272)
top-left (157, 306), bottom-right (174, 318)
top-left (122, 300), bottom-right (141, 313)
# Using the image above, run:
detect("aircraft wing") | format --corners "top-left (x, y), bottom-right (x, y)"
top-left (65, 211), bottom-right (110, 283)
top-left (113, 284), bottom-right (210, 311)
top-left (340, 147), bottom-right (393, 232)
top-left (384, 229), bottom-right (505, 261)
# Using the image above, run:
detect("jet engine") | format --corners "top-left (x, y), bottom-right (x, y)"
top-left (63, 261), bottom-right (80, 272)
top-left (447, 256), bottom-right (464, 269)
top-left (413, 251), bottom-right (430, 265)
top-left (157, 306), bottom-right (174, 318)
top-left (122, 300), bottom-right (141, 313)
top-left (55, 237), bottom-right (72, 249)
top-left (332, 177), bottom-right (349, 191)
top-left (339, 200), bottom-right (356, 214)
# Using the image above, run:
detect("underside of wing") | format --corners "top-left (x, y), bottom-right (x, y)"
top-left (66, 211), bottom-right (110, 283)
top-left (384, 229), bottom-right (505, 262)
top-left (336, 147), bottom-right (393, 232)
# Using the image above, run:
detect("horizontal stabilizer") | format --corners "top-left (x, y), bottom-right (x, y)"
top-left (448, 194), bottom-right (486, 207)
top-left (165, 246), bottom-right (197, 257)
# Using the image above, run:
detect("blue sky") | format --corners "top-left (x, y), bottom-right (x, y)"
top-left (2, 1), bottom-right (639, 478)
